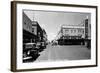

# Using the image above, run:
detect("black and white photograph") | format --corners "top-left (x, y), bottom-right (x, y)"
top-left (11, 1), bottom-right (97, 71)
top-left (23, 10), bottom-right (91, 63)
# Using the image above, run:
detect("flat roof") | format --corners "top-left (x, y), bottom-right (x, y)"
top-left (62, 26), bottom-right (85, 29)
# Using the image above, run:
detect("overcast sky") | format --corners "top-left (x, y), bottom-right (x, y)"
top-left (24, 10), bottom-right (91, 41)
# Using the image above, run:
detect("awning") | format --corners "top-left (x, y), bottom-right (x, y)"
top-left (23, 29), bottom-right (38, 39)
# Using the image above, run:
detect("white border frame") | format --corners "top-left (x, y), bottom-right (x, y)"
top-left (14, 2), bottom-right (97, 70)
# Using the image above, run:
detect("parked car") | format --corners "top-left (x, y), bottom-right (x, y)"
top-left (36, 42), bottom-right (44, 52)
top-left (41, 42), bottom-right (46, 49)
top-left (36, 42), bottom-right (41, 51)
top-left (23, 43), bottom-right (39, 58)
top-left (36, 42), bottom-right (47, 52)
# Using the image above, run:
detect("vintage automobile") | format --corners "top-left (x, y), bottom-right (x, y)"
top-left (36, 42), bottom-right (47, 52)
top-left (23, 43), bottom-right (39, 61)
top-left (51, 40), bottom-right (58, 46)
top-left (36, 42), bottom-right (43, 52)
top-left (41, 42), bottom-right (47, 49)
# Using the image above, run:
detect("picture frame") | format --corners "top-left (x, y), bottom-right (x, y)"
top-left (11, 1), bottom-right (98, 72)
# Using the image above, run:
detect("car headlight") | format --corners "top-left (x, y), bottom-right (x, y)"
top-left (27, 51), bottom-right (30, 55)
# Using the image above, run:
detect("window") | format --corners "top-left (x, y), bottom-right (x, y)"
top-left (71, 29), bottom-right (73, 33)
top-left (82, 30), bottom-right (84, 34)
top-left (78, 29), bottom-right (81, 33)
top-left (74, 29), bottom-right (76, 33)
top-left (32, 28), bottom-right (34, 32)
top-left (24, 22), bottom-right (26, 25)
top-left (65, 29), bottom-right (69, 32)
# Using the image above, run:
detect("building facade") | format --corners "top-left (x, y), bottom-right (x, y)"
top-left (56, 18), bottom-right (91, 46)
top-left (23, 12), bottom-right (47, 44)
top-left (61, 25), bottom-right (85, 39)
top-left (42, 29), bottom-right (48, 46)
top-left (23, 12), bottom-right (48, 61)
top-left (23, 12), bottom-right (34, 43)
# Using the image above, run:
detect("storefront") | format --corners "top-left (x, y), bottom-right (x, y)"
top-left (23, 29), bottom-right (38, 43)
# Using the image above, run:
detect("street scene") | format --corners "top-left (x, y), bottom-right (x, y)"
top-left (22, 10), bottom-right (91, 63)
top-left (35, 44), bottom-right (90, 62)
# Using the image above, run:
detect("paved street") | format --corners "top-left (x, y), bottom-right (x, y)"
top-left (35, 44), bottom-right (91, 62)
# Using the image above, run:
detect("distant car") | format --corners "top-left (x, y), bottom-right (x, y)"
top-left (52, 41), bottom-right (58, 46)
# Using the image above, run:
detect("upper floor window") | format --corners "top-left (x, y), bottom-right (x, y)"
top-left (24, 22), bottom-right (26, 25)
top-left (65, 29), bottom-right (69, 32)
top-left (74, 29), bottom-right (76, 33)
top-left (71, 29), bottom-right (73, 33)
top-left (32, 28), bottom-right (34, 32)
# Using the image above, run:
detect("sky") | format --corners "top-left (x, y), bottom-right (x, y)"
top-left (24, 10), bottom-right (91, 42)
